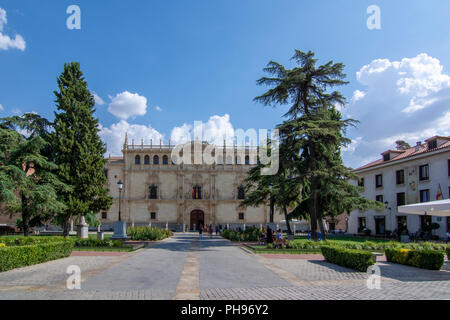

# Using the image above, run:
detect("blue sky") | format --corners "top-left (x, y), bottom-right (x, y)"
top-left (1, 0), bottom-right (450, 167)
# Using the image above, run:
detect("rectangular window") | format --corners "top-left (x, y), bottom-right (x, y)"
top-left (420, 189), bottom-right (430, 202)
top-left (427, 140), bottom-right (437, 150)
top-left (358, 178), bottom-right (365, 187)
top-left (375, 174), bottom-right (383, 188)
top-left (376, 195), bottom-right (384, 203)
top-left (151, 212), bottom-right (156, 220)
top-left (383, 154), bottom-right (390, 162)
top-left (396, 192), bottom-right (405, 207)
top-left (374, 216), bottom-right (386, 235)
top-left (238, 212), bottom-right (244, 220)
top-left (419, 164), bottom-right (429, 181)
top-left (448, 159), bottom-right (450, 177)
top-left (358, 217), bottom-right (366, 232)
top-left (396, 170), bottom-right (405, 185)
top-left (101, 212), bottom-right (107, 219)
top-left (420, 215), bottom-right (431, 230)
top-left (397, 216), bottom-right (407, 234)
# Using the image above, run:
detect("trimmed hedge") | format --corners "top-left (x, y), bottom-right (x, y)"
top-left (0, 241), bottom-right (73, 272)
top-left (321, 246), bottom-right (374, 272)
top-left (385, 248), bottom-right (444, 270)
top-left (126, 226), bottom-right (172, 241)
top-left (0, 236), bottom-right (70, 247)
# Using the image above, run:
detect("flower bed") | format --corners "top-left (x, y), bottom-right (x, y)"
top-left (321, 246), bottom-right (374, 272)
top-left (385, 248), bottom-right (445, 270)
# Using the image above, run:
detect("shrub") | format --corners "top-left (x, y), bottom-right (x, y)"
top-left (385, 248), bottom-right (445, 270)
top-left (446, 246), bottom-right (450, 260)
top-left (126, 226), bottom-right (172, 241)
top-left (0, 240), bottom-right (73, 272)
top-left (74, 239), bottom-right (123, 248)
top-left (221, 228), bottom-right (262, 242)
top-left (321, 246), bottom-right (374, 272)
top-left (0, 236), bottom-right (69, 247)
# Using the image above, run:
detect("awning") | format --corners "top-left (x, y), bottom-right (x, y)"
top-left (398, 199), bottom-right (450, 217)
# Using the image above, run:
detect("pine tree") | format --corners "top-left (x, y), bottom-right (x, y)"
top-left (0, 114), bottom-right (68, 236)
top-left (254, 50), bottom-right (380, 241)
top-left (53, 62), bottom-right (112, 236)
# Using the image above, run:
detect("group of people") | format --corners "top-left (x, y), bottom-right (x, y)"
top-left (259, 226), bottom-right (286, 247)
top-left (198, 224), bottom-right (221, 239)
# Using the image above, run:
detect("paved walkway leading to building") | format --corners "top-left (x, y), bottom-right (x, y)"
top-left (0, 233), bottom-right (449, 300)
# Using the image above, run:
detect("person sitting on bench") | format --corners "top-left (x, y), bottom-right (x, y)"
top-left (275, 229), bottom-right (286, 248)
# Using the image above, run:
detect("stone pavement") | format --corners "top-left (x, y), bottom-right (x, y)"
top-left (0, 233), bottom-right (448, 300)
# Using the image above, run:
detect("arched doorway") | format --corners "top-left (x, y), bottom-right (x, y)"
top-left (190, 210), bottom-right (204, 231)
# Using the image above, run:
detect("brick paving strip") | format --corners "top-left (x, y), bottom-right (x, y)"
top-left (173, 238), bottom-right (200, 300)
top-left (71, 251), bottom-right (130, 257)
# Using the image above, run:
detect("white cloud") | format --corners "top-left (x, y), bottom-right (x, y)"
top-left (343, 53), bottom-right (450, 168)
top-left (99, 120), bottom-right (164, 156)
top-left (0, 8), bottom-right (6, 31)
top-left (100, 114), bottom-right (236, 156)
top-left (170, 114), bottom-right (235, 145)
top-left (0, 8), bottom-right (26, 51)
top-left (107, 91), bottom-right (147, 120)
top-left (0, 103), bottom-right (4, 112)
top-left (155, 105), bottom-right (162, 112)
top-left (351, 90), bottom-right (365, 103)
top-left (92, 92), bottom-right (105, 106)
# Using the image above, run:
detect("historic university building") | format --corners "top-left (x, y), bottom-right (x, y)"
top-left (100, 136), bottom-right (285, 231)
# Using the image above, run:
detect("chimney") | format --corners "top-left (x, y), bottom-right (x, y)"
top-left (415, 141), bottom-right (421, 151)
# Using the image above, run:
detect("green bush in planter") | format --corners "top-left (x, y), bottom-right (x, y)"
top-left (321, 246), bottom-right (374, 272)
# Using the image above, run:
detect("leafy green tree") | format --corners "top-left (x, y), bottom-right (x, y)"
top-left (254, 50), bottom-right (380, 240)
top-left (241, 142), bottom-right (301, 235)
top-left (0, 115), bottom-right (68, 236)
top-left (53, 62), bottom-right (112, 236)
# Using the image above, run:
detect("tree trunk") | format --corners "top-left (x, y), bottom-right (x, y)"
top-left (23, 214), bottom-right (30, 237)
top-left (317, 211), bottom-right (327, 241)
top-left (269, 196), bottom-right (274, 223)
top-left (62, 219), bottom-right (70, 237)
top-left (283, 206), bottom-right (292, 235)
top-left (310, 178), bottom-right (318, 241)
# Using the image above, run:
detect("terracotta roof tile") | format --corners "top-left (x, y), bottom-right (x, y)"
top-left (354, 136), bottom-right (450, 171)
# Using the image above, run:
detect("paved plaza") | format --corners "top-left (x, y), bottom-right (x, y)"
top-left (0, 233), bottom-right (449, 300)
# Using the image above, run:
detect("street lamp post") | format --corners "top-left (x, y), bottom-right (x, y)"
top-left (118, 180), bottom-right (123, 221)
top-left (111, 180), bottom-right (128, 240)
top-left (384, 201), bottom-right (393, 235)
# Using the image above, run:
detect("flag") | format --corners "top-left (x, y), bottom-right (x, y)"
top-left (436, 184), bottom-right (443, 200)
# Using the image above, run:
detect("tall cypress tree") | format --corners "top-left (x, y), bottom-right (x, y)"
top-left (53, 62), bottom-right (112, 236)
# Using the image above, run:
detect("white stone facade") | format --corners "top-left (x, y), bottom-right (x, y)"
top-left (100, 140), bottom-right (284, 231)
top-left (348, 137), bottom-right (450, 239)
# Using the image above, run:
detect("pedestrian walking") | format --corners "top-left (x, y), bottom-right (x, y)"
top-left (199, 224), bottom-right (203, 240)
top-left (209, 225), bottom-right (213, 238)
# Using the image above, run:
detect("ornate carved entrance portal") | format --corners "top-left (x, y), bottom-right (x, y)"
top-left (190, 210), bottom-right (204, 231)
